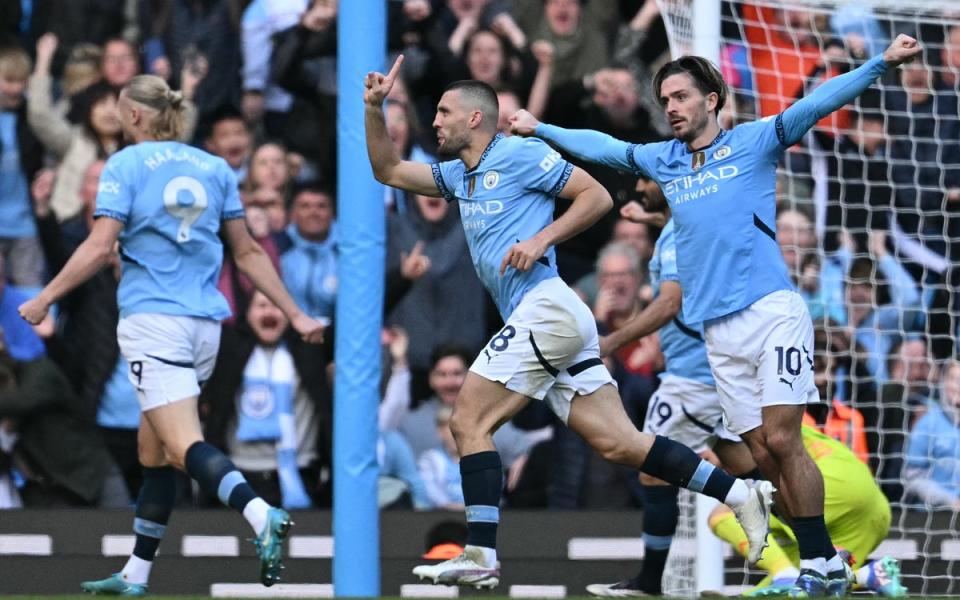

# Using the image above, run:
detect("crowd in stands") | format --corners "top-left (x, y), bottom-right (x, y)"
top-left (0, 0), bottom-right (958, 514)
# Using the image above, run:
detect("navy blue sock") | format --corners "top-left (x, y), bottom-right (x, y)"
top-left (460, 451), bottom-right (503, 549)
top-left (132, 466), bottom-right (177, 561)
top-left (637, 485), bottom-right (679, 594)
top-left (184, 441), bottom-right (257, 512)
top-left (792, 515), bottom-right (835, 560)
top-left (640, 436), bottom-right (735, 502)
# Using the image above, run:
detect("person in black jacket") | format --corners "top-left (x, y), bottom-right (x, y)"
top-left (201, 290), bottom-right (333, 507)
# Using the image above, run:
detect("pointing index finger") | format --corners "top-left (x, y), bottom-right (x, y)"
top-left (385, 54), bottom-right (405, 83)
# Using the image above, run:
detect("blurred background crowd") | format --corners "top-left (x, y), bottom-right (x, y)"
top-left (0, 0), bottom-right (958, 517)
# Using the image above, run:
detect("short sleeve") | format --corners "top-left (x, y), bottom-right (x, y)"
top-left (93, 154), bottom-right (135, 223)
top-left (658, 235), bottom-right (679, 282)
top-left (221, 166), bottom-right (245, 221)
top-left (520, 138), bottom-right (574, 196)
top-left (431, 160), bottom-right (458, 202)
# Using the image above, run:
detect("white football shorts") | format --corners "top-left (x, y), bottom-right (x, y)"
top-left (704, 289), bottom-right (821, 435)
top-left (469, 277), bottom-right (615, 423)
top-left (642, 374), bottom-right (740, 453)
top-left (116, 313), bottom-right (221, 411)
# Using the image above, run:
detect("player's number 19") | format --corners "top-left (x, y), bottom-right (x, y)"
top-left (163, 176), bottom-right (209, 243)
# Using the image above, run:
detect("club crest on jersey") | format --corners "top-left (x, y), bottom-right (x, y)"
top-left (691, 151), bottom-right (706, 171)
top-left (713, 145), bottom-right (731, 160)
top-left (483, 170), bottom-right (500, 190)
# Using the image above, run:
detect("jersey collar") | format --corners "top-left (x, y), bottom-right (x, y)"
top-left (687, 129), bottom-right (728, 154)
top-left (464, 132), bottom-right (504, 174)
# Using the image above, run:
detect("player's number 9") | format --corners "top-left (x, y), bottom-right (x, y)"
top-left (163, 176), bottom-right (208, 243)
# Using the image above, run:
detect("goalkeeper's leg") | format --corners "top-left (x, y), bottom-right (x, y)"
top-left (710, 506), bottom-right (800, 596)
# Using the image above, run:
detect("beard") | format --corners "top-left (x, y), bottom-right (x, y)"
top-left (436, 130), bottom-right (471, 158)
top-left (674, 111), bottom-right (712, 144)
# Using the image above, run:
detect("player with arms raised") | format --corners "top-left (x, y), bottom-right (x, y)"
top-left (365, 56), bottom-right (773, 590)
top-left (18, 75), bottom-right (324, 594)
top-left (513, 35), bottom-right (922, 597)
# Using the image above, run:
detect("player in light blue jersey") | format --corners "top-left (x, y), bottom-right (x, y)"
top-left (18, 75), bottom-right (324, 594)
top-left (514, 34), bottom-right (923, 597)
top-left (365, 56), bottom-right (773, 590)
top-left (585, 191), bottom-right (756, 597)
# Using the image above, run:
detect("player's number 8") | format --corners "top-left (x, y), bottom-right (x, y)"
top-left (163, 176), bottom-right (209, 243)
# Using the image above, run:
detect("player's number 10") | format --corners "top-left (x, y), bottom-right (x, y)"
top-left (163, 175), bottom-right (209, 243)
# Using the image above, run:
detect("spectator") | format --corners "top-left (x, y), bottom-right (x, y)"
top-left (886, 60), bottom-right (960, 283)
top-left (205, 106), bottom-right (253, 182)
top-left (904, 359), bottom-right (960, 510)
top-left (378, 328), bottom-right (438, 511)
top-left (575, 212), bottom-right (655, 307)
top-left (395, 345), bottom-right (539, 473)
top-left (526, 0), bottom-right (609, 90)
top-left (804, 322), bottom-right (869, 464)
top-left (245, 185), bottom-right (288, 235)
top-left (812, 105), bottom-right (893, 254)
top-left (592, 241), bottom-right (660, 421)
top-left (100, 38), bottom-right (140, 90)
top-left (417, 405), bottom-right (466, 510)
top-left (240, 0), bottom-right (307, 136)
top-left (0, 44), bottom-right (44, 287)
top-left (776, 206), bottom-right (846, 324)
top-left (218, 205), bottom-right (283, 325)
top-left (0, 340), bottom-right (120, 507)
top-left (384, 98), bottom-right (434, 212)
top-left (31, 160), bottom-right (141, 499)
top-left (280, 186), bottom-right (337, 323)
top-left (387, 192), bottom-right (487, 380)
top-left (939, 23), bottom-right (960, 91)
top-left (29, 34), bottom-right (122, 223)
top-left (246, 141), bottom-right (291, 195)
top-left (147, 0), bottom-right (242, 122)
top-left (270, 0), bottom-right (338, 188)
top-left (845, 232), bottom-right (923, 384)
top-left (887, 337), bottom-right (938, 415)
top-left (28, 0), bottom-right (136, 76)
top-left (202, 291), bottom-right (332, 508)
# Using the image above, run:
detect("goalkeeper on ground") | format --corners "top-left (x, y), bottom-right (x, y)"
top-left (709, 422), bottom-right (904, 597)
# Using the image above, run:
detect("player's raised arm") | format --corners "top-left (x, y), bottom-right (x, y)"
top-left (500, 166), bottom-right (612, 275)
top-left (364, 55), bottom-right (441, 196)
top-left (778, 34), bottom-right (922, 146)
top-left (510, 109), bottom-right (639, 173)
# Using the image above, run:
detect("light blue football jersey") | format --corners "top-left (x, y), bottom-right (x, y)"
top-left (535, 54), bottom-right (889, 325)
top-left (95, 141), bottom-right (245, 319)
top-left (628, 120), bottom-right (793, 324)
top-left (650, 219), bottom-right (713, 385)
top-left (432, 133), bottom-right (574, 320)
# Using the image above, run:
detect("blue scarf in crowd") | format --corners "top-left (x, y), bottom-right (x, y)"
top-left (237, 345), bottom-right (312, 509)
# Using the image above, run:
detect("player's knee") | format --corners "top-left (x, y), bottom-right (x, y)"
top-left (763, 427), bottom-right (801, 460)
top-left (595, 436), bottom-right (633, 466)
top-left (448, 407), bottom-right (477, 446)
top-left (138, 439), bottom-right (165, 468)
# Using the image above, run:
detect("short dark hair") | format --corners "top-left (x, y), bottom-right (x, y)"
top-left (443, 80), bottom-right (499, 131)
top-left (652, 55), bottom-right (728, 116)
top-left (430, 343), bottom-right (473, 371)
top-left (847, 256), bottom-right (875, 285)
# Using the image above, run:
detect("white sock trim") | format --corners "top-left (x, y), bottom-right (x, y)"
top-left (121, 555), bottom-right (153, 585)
top-left (243, 497), bottom-right (271, 535)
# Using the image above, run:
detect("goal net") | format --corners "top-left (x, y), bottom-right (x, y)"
top-left (655, 0), bottom-right (960, 596)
